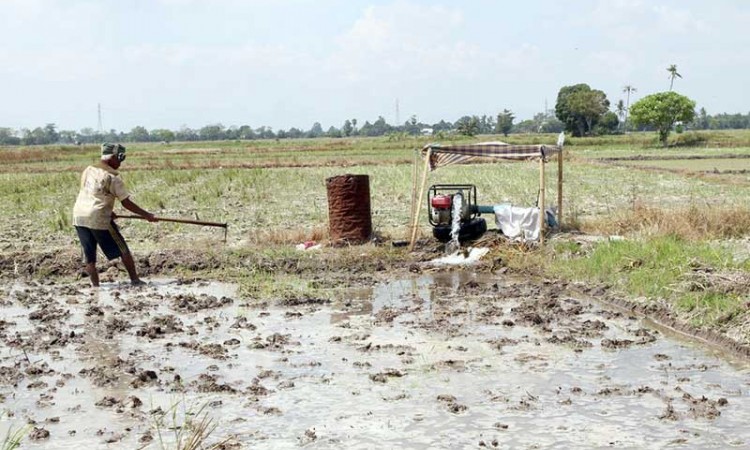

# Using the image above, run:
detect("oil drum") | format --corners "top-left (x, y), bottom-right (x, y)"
top-left (325, 174), bottom-right (372, 244)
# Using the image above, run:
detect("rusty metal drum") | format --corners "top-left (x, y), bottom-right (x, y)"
top-left (325, 174), bottom-right (372, 244)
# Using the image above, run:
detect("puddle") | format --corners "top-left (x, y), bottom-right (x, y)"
top-left (0, 275), bottom-right (748, 448)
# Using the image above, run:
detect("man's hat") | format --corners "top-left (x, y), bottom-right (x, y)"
top-left (101, 142), bottom-right (126, 157)
top-left (102, 142), bottom-right (125, 161)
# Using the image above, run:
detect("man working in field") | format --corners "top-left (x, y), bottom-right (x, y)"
top-left (73, 143), bottom-right (157, 286)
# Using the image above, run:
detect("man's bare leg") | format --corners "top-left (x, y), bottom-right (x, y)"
top-left (85, 262), bottom-right (100, 287)
top-left (120, 252), bottom-right (143, 285)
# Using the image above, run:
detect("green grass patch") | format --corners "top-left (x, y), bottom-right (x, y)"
top-left (552, 234), bottom-right (748, 327)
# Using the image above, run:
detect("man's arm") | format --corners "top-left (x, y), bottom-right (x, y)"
top-left (121, 197), bottom-right (158, 222)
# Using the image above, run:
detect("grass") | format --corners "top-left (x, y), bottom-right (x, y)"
top-left (619, 158), bottom-right (750, 172)
top-left (1, 422), bottom-right (29, 450)
top-left (149, 400), bottom-right (231, 450)
top-left (551, 234), bottom-right (749, 328)
top-left (584, 203), bottom-right (750, 240)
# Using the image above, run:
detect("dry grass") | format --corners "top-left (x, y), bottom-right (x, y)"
top-left (246, 224), bottom-right (329, 245)
top-left (0, 158), bottom-right (414, 174)
top-left (584, 203), bottom-right (750, 240)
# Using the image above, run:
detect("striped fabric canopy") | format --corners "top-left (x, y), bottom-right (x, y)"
top-left (421, 140), bottom-right (563, 171)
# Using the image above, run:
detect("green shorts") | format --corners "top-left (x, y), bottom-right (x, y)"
top-left (75, 221), bottom-right (130, 263)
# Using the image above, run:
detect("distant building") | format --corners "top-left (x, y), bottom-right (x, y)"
top-left (421, 128), bottom-right (433, 136)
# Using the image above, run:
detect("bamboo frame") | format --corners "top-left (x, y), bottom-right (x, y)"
top-left (539, 158), bottom-right (545, 245)
top-left (408, 148), bottom-right (432, 251)
top-left (407, 144), bottom-right (564, 251)
top-left (557, 150), bottom-right (563, 227)
top-left (408, 149), bottom-right (418, 237)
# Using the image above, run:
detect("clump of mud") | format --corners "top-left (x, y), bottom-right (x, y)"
top-left (136, 315), bottom-right (184, 338)
top-left (169, 293), bottom-right (233, 312)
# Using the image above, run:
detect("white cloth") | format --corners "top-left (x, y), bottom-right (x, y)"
top-left (493, 204), bottom-right (540, 242)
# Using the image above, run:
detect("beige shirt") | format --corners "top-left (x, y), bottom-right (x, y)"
top-left (72, 162), bottom-right (130, 230)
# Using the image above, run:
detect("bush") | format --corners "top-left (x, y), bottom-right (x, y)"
top-left (672, 131), bottom-right (708, 147)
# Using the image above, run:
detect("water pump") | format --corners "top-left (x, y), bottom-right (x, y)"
top-left (427, 184), bottom-right (489, 243)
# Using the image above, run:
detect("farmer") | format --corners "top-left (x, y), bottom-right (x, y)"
top-left (73, 143), bottom-right (157, 286)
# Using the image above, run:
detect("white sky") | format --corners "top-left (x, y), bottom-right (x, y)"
top-left (1, 0), bottom-right (748, 132)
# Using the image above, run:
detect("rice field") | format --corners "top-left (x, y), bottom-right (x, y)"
top-left (2, 131), bottom-right (750, 254)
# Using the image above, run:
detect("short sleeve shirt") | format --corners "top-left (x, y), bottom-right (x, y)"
top-left (72, 162), bottom-right (130, 230)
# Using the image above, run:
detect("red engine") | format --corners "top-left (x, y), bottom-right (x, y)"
top-left (431, 194), bottom-right (452, 210)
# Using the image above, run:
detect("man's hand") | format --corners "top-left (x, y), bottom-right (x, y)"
top-left (111, 211), bottom-right (118, 220)
top-left (144, 212), bottom-right (158, 222)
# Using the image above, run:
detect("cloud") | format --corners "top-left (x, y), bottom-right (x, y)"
top-left (324, 2), bottom-right (548, 87)
top-left (326, 3), bottom-right (471, 82)
top-left (652, 5), bottom-right (707, 34)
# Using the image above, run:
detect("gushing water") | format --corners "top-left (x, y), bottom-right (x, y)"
top-left (448, 192), bottom-right (463, 252)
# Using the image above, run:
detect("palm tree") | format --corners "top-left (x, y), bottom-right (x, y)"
top-left (667, 64), bottom-right (682, 91)
top-left (615, 100), bottom-right (626, 130)
top-left (622, 85), bottom-right (637, 131)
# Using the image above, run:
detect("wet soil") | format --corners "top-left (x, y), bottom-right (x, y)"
top-left (1, 274), bottom-right (748, 448)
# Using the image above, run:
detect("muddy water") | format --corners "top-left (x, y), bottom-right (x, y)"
top-left (0, 274), bottom-right (749, 449)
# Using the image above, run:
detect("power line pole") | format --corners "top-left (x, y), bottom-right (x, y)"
top-left (97, 103), bottom-right (103, 134)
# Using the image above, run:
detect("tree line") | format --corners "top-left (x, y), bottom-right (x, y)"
top-left (0, 114), bottom-right (560, 146)
top-left (2, 73), bottom-right (748, 146)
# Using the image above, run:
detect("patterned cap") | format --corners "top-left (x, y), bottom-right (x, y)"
top-left (101, 142), bottom-right (126, 156)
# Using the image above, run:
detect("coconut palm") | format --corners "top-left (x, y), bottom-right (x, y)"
top-left (622, 85), bottom-right (637, 131)
top-left (615, 99), bottom-right (626, 130)
top-left (667, 64), bottom-right (682, 91)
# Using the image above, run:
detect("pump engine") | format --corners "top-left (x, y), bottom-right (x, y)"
top-left (427, 184), bottom-right (488, 243)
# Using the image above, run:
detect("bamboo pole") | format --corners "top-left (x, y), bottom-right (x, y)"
top-left (557, 149), bottom-right (563, 228)
top-left (539, 158), bottom-right (545, 245)
top-left (408, 148), bottom-right (432, 251)
top-left (408, 149), bottom-right (418, 237)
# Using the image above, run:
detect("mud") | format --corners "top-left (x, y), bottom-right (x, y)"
top-left (1, 274), bottom-right (749, 448)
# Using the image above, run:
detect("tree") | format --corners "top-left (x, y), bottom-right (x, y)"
top-left (555, 84), bottom-right (610, 136)
top-left (287, 127), bottom-right (303, 139)
top-left (594, 111), bottom-right (620, 135)
top-left (478, 115), bottom-right (495, 134)
top-left (342, 120), bottom-right (353, 137)
top-left (496, 109), bottom-right (514, 136)
top-left (404, 115), bottom-right (421, 135)
top-left (455, 116), bottom-right (480, 136)
top-left (237, 125), bottom-right (255, 140)
top-left (151, 129), bottom-right (175, 143)
top-left (694, 107), bottom-right (709, 130)
top-left (538, 114), bottom-right (565, 133)
top-left (667, 64), bottom-right (682, 91)
top-left (629, 91), bottom-right (696, 146)
top-left (0, 127), bottom-right (20, 145)
top-left (432, 120), bottom-right (452, 133)
top-left (255, 126), bottom-right (275, 139)
top-left (622, 85), bottom-right (637, 131)
top-left (615, 100), bottom-right (626, 128)
top-left (199, 124), bottom-right (225, 141)
top-left (361, 116), bottom-right (391, 136)
top-left (128, 126), bottom-right (150, 142)
top-left (43, 123), bottom-right (59, 144)
top-left (307, 122), bottom-right (324, 138)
